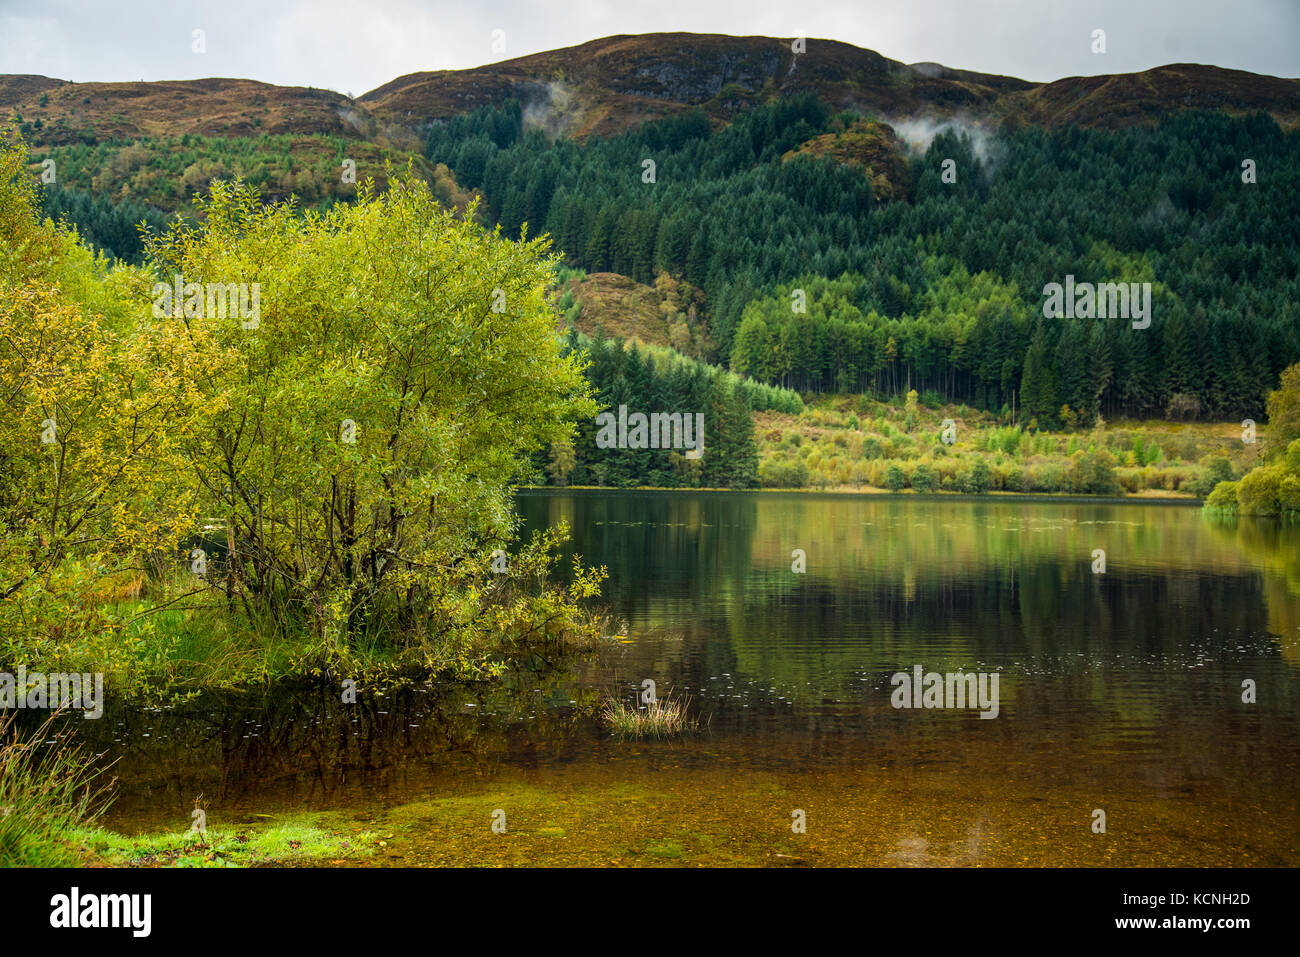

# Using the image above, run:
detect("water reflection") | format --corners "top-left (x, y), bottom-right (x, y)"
top-left (37, 492), bottom-right (1300, 864)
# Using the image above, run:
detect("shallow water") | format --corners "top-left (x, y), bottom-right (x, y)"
top-left (73, 492), bottom-right (1300, 865)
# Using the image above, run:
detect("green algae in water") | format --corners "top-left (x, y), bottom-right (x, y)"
top-left (69, 813), bottom-right (378, 868)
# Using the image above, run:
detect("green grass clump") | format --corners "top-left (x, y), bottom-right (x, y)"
top-left (0, 711), bottom-right (117, 867)
top-left (601, 692), bottom-right (700, 737)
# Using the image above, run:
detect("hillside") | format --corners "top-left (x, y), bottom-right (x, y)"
top-left (556, 271), bottom-right (715, 358)
top-left (359, 33), bottom-right (1034, 140)
top-left (996, 62), bottom-right (1300, 129)
top-left (4, 31), bottom-right (1298, 451)
top-left (782, 117), bottom-right (911, 201)
top-left (0, 76), bottom-right (365, 146)
top-left (4, 33), bottom-right (1298, 157)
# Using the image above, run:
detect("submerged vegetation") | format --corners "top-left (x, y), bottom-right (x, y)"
top-left (69, 818), bottom-right (378, 868)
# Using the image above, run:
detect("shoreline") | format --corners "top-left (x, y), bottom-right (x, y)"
top-left (518, 486), bottom-right (1205, 505)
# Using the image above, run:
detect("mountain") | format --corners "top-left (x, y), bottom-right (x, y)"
top-left (996, 63), bottom-right (1300, 129)
top-left (359, 33), bottom-right (1034, 140)
top-left (0, 75), bottom-right (363, 146)
top-left (4, 32), bottom-right (1297, 151)
top-left (3, 32), bottom-right (1298, 456)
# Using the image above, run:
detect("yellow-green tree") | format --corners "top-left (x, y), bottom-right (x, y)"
top-left (1, 129), bottom-right (214, 659)
top-left (1208, 362), bottom-right (1300, 517)
top-left (142, 173), bottom-right (598, 650)
top-left (1265, 362), bottom-right (1300, 453)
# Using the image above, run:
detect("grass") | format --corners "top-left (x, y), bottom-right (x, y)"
top-left (0, 711), bottom-right (379, 867)
top-left (601, 691), bottom-right (702, 737)
top-left (0, 710), bottom-right (117, 866)
top-left (66, 817), bottom-right (378, 867)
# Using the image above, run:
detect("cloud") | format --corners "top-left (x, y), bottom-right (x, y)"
top-left (888, 115), bottom-right (997, 164)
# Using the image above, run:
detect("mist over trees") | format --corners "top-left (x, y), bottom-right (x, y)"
top-left (35, 93), bottom-right (1300, 432)
top-left (426, 98), bottom-right (1299, 426)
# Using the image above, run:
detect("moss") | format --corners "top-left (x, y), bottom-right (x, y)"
top-left (68, 815), bottom-right (378, 867)
top-left (644, 840), bottom-right (685, 859)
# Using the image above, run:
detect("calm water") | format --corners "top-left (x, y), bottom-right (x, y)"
top-left (84, 492), bottom-right (1300, 866)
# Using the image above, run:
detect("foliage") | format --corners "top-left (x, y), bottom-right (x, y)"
top-left (1, 128), bottom-right (610, 688)
top-left (0, 712), bottom-right (117, 867)
top-left (1208, 364), bottom-right (1300, 517)
top-left (756, 396), bottom-right (1250, 495)
top-left (139, 174), bottom-right (598, 649)
top-left (1, 128), bottom-right (214, 649)
top-left (424, 100), bottom-right (1299, 421)
top-left (1265, 361), bottom-right (1300, 452)
top-left (548, 331), bottom-right (761, 489)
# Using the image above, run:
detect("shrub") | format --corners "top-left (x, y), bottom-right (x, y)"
top-left (1285, 437), bottom-right (1300, 473)
top-left (910, 463), bottom-right (937, 492)
top-left (1066, 449), bottom-right (1121, 495)
top-left (1185, 456), bottom-right (1235, 497)
top-left (1279, 476), bottom-right (1300, 514)
top-left (1266, 362), bottom-right (1300, 450)
top-left (1027, 463), bottom-right (1066, 493)
top-left (1204, 480), bottom-right (1239, 511)
top-left (960, 458), bottom-right (992, 493)
top-left (1236, 466), bottom-right (1282, 515)
top-left (759, 456), bottom-right (810, 488)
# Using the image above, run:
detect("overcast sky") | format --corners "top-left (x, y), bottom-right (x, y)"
top-left (1, 0), bottom-right (1296, 94)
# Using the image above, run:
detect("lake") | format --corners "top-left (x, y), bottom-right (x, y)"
top-left (87, 491), bottom-right (1300, 866)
